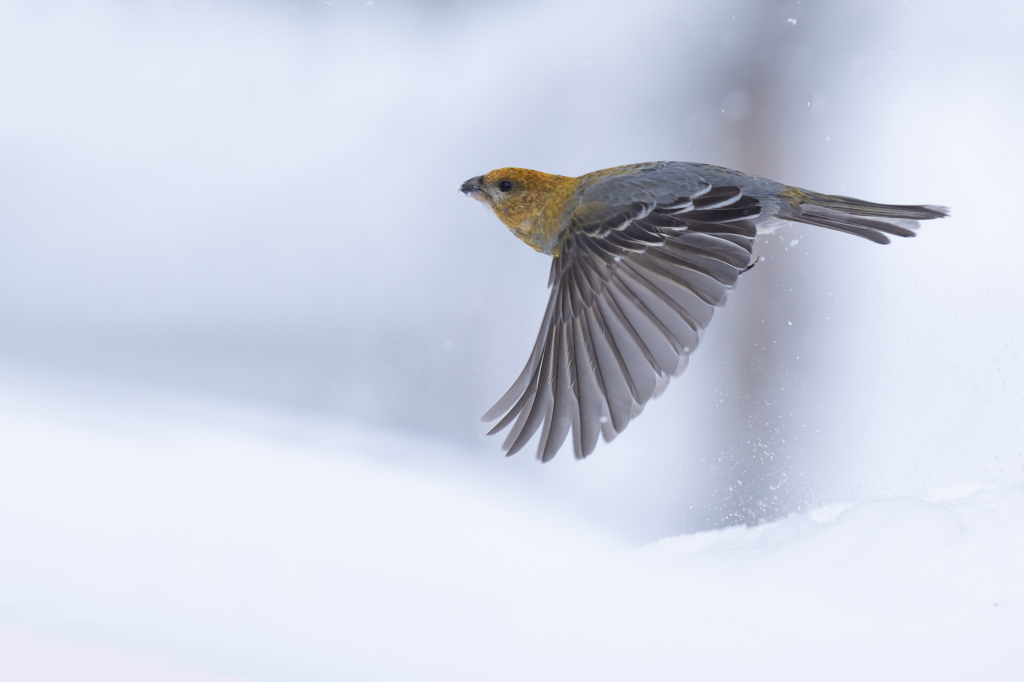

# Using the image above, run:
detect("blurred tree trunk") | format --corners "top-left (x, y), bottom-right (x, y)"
top-left (687, 0), bottom-right (836, 527)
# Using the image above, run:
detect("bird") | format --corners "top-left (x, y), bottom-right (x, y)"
top-left (461, 161), bottom-right (947, 462)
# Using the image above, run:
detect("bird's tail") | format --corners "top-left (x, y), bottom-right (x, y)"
top-left (780, 188), bottom-right (949, 244)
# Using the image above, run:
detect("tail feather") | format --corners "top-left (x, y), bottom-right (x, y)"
top-left (804, 193), bottom-right (948, 220)
top-left (783, 190), bottom-right (949, 244)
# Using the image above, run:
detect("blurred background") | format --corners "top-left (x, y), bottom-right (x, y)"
top-left (0, 0), bottom-right (1022, 542)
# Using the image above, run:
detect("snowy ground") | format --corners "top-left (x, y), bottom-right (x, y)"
top-left (1, 1), bottom-right (1022, 679)
top-left (1, 367), bottom-right (1021, 681)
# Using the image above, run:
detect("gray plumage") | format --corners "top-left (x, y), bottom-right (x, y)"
top-left (479, 162), bottom-right (948, 461)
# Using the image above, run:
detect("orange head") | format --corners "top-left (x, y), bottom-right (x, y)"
top-left (461, 168), bottom-right (578, 255)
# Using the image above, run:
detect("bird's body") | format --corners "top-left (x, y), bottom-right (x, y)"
top-left (461, 162), bottom-right (947, 461)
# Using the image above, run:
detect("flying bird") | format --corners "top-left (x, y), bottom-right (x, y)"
top-left (461, 162), bottom-right (947, 462)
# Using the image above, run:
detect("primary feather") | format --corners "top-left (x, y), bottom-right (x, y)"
top-left (464, 162), bottom-right (948, 461)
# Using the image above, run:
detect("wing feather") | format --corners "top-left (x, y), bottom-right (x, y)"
top-left (505, 325), bottom-right (556, 455)
top-left (541, 322), bottom-right (574, 462)
top-left (607, 274), bottom-right (681, 376)
top-left (571, 314), bottom-right (604, 456)
top-left (481, 294), bottom-right (556, 423)
top-left (690, 185), bottom-right (742, 210)
top-left (595, 287), bottom-right (660, 404)
top-left (583, 302), bottom-right (634, 433)
top-left (619, 261), bottom-right (702, 355)
top-left (483, 179), bottom-right (759, 459)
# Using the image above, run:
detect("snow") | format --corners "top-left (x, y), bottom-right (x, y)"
top-left (0, 1), bottom-right (1022, 678)
top-left (1, 370), bottom-right (1021, 681)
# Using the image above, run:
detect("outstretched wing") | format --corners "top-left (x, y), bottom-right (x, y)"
top-left (483, 181), bottom-right (760, 461)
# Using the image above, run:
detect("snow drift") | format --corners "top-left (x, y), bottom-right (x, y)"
top-left (0, 371), bottom-right (1020, 681)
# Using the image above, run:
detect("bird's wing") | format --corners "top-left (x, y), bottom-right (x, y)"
top-left (483, 181), bottom-right (761, 461)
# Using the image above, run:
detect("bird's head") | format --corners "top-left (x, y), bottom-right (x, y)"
top-left (461, 167), bottom-right (577, 255)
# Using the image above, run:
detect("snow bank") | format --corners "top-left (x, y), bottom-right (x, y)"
top-left (0, 372), bottom-right (1020, 681)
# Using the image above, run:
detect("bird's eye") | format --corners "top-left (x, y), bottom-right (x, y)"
top-left (498, 180), bottom-right (514, 192)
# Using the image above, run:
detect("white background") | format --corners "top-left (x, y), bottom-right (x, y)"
top-left (0, 0), bottom-right (1021, 679)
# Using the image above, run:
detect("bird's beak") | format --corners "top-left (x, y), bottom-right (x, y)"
top-left (460, 176), bottom-right (488, 202)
